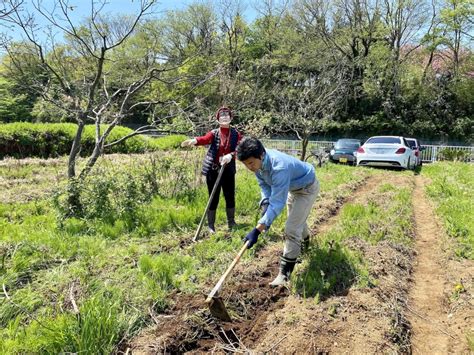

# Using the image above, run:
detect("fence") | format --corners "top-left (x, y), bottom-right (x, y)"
top-left (262, 139), bottom-right (334, 156)
top-left (420, 145), bottom-right (474, 162)
top-left (262, 139), bottom-right (474, 163)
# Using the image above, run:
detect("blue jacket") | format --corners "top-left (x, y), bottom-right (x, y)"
top-left (256, 149), bottom-right (316, 227)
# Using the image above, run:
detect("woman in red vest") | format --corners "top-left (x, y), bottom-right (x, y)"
top-left (181, 107), bottom-right (243, 232)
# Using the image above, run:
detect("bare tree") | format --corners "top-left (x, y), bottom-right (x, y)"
top-left (274, 62), bottom-right (348, 159)
top-left (381, 0), bottom-right (429, 95)
top-left (294, 0), bottom-right (382, 109)
top-left (0, 0), bottom-right (221, 214)
top-left (0, 0), bottom-right (23, 48)
top-left (0, 0), bottom-right (22, 19)
top-left (217, 0), bottom-right (247, 73)
top-left (2, 0), bottom-right (160, 179)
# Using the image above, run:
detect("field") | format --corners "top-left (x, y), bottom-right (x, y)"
top-left (0, 152), bottom-right (472, 353)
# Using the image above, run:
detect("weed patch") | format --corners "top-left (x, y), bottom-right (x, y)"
top-left (0, 288), bottom-right (140, 354)
top-left (423, 162), bottom-right (474, 259)
top-left (0, 157), bottom-right (380, 352)
top-left (139, 253), bottom-right (196, 311)
top-left (294, 179), bottom-right (414, 298)
top-left (294, 242), bottom-right (364, 301)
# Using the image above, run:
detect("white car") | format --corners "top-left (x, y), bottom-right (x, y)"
top-left (405, 138), bottom-right (423, 166)
top-left (356, 136), bottom-right (416, 170)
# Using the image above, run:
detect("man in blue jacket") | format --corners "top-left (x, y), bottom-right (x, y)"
top-left (236, 137), bottom-right (320, 286)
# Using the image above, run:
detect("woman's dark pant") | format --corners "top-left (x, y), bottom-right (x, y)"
top-left (206, 165), bottom-right (235, 210)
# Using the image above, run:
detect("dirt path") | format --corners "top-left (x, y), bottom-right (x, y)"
top-left (407, 176), bottom-right (451, 354)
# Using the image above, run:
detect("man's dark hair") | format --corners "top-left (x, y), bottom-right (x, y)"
top-left (236, 137), bottom-right (265, 161)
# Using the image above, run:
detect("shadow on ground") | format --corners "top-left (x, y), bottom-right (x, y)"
top-left (294, 241), bottom-right (358, 300)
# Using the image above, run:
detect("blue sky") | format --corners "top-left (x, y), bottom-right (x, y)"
top-left (8, 0), bottom-right (259, 42)
top-left (26, 0), bottom-right (200, 19)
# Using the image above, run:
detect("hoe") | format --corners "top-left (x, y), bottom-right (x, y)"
top-left (206, 240), bottom-right (250, 321)
top-left (193, 164), bottom-right (226, 242)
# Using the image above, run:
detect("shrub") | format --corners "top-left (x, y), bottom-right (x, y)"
top-left (437, 147), bottom-right (472, 162)
top-left (0, 122), bottom-right (186, 159)
top-left (52, 154), bottom-right (200, 230)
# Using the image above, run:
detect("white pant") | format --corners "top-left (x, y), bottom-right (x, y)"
top-left (283, 179), bottom-right (320, 259)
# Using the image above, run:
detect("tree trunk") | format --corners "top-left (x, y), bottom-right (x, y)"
top-left (79, 142), bottom-right (103, 180)
top-left (66, 121), bottom-right (86, 216)
top-left (66, 177), bottom-right (82, 217)
top-left (422, 49), bottom-right (435, 82)
top-left (300, 136), bottom-right (309, 161)
top-left (68, 121), bottom-right (85, 179)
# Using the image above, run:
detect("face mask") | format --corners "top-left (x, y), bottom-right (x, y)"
top-left (219, 117), bottom-right (231, 125)
top-left (218, 113), bottom-right (231, 125)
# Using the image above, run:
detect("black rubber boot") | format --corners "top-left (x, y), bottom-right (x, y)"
top-left (301, 236), bottom-right (310, 254)
top-left (269, 256), bottom-right (296, 287)
top-left (226, 207), bottom-right (236, 230)
top-left (207, 209), bottom-right (217, 233)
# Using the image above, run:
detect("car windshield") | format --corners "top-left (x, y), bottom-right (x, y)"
top-left (366, 137), bottom-right (401, 144)
top-left (335, 140), bottom-right (360, 149)
top-left (406, 140), bottom-right (417, 148)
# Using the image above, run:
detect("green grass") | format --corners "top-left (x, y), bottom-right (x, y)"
top-left (1, 287), bottom-right (140, 354)
top-left (317, 163), bottom-right (370, 192)
top-left (468, 332), bottom-right (474, 352)
top-left (423, 162), bottom-right (474, 259)
top-left (0, 156), bottom-right (377, 352)
top-left (339, 186), bottom-right (414, 246)
top-left (294, 242), bottom-right (367, 302)
top-left (0, 150), bottom-right (202, 204)
top-left (294, 178), bottom-right (414, 301)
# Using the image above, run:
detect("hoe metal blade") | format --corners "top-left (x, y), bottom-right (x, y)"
top-left (205, 241), bottom-right (250, 322)
top-left (207, 293), bottom-right (232, 322)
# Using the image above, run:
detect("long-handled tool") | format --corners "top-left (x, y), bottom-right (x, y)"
top-left (206, 240), bottom-right (250, 321)
top-left (193, 164), bottom-right (226, 242)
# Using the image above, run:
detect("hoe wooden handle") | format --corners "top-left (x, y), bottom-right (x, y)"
top-left (193, 164), bottom-right (226, 242)
top-left (206, 240), bottom-right (250, 303)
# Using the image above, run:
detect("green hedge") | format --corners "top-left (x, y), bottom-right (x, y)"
top-left (0, 123), bottom-right (186, 159)
top-left (437, 147), bottom-right (472, 162)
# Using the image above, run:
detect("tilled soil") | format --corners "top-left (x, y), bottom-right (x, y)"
top-left (129, 171), bottom-right (473, 354)
top-left (252, 237), bottom-right (414, 353)
top-left (129, 247), bottom-right (285, 353)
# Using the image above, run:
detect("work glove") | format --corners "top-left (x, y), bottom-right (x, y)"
top-left (259, 198), bottom-right (270, 217)
top-left (219, 153), bottom-right (233, 165)
top-left (243, 228), bottom-right (261, 249)
top-left (181, 138), bottom-right (197, 148)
